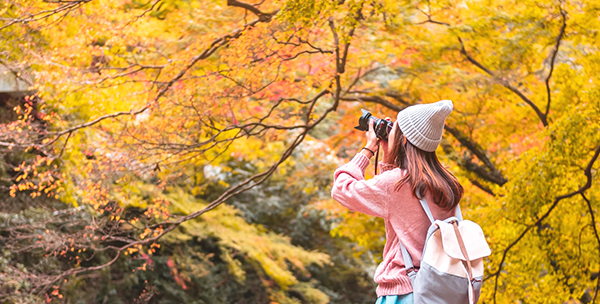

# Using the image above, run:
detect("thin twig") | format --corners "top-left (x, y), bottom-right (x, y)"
top-left (0, 0), bottom-right (92, 31)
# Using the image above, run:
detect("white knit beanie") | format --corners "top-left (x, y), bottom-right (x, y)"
top-left (396, 100), bottom-right (453, 152)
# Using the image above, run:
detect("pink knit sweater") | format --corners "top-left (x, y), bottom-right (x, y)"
top-left (331, 153), bottom-right (456, 297)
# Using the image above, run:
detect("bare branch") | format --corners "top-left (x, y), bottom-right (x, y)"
top-left (439, 141), bottom-right (502, 194)
top-left (445, 125), bottom-right (507, 185)
top-left (120, 0), bottom-right (163, 28)
top-left (458, 37), bottom-right (548, 127)
top-left (544, 8), bottom-right (568, 117)
top-left (340, 94), bottom-right (403, 112)
top-left (0, 0), bottom-right (91, 31)
top-left (298, 37), bottom-right (333, 54)
top-left (340, 26), bottom-right (356, 74)
top-left (414, 0), bottom-right (450, 26)
top-left (469, 179), bottom-right (495, 196)
top-left (227, 0), bottom-right (276, 21)
top-left (582, 193), bottom-right (600, 303)
top-left (344, 67), bottom-right (383, 95)
top-left (416, 19), bottom-right (450, 26)
top-left (384, 92), bottom-right (412, 106)
top-left (457, 37), bottom-right (496, 76)
top-left (49, 106), bottom-right (150, 142)
top-left (57, 131), bottom-right (72, 158)
top-left (328, 18), bottom-right (341, 75)
top-left (463, 158), bottom-right (506, 186)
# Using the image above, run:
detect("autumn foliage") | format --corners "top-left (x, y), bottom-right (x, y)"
top-left (0, 0), bottom-right (599, 303)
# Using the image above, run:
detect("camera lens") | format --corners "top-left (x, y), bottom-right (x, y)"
top-left (354, 109), bottom-right (391, 140)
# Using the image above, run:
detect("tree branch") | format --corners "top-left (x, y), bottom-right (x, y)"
top-left (463, 158), bottom-right (506, 186)
top-left (440, 141), bottom-right (500, 195)
top-left (29, 5), bottom-right (356, 291)
top-left (416, 19), bottom-right (450, 26)
top-left (340, 94), bottom-right (404, 112)
top-left (416, 15), bottom-right (557, 127)
top-left (469, 179), bottom-right (495, 196)
top-left (487, 144), bottom-right (600, 303)
top-left (1, 10), bottom-right (275, 151)
top-left (384, 92), bottom-right (412, 106)
top-left (328, 18), bottom-right (341, 75)
top-left (328, 12), bottom-right (358, 109)
top-left (32, 86), bottom-right (338, 296)
top-left (445, 125), bottom-right (507, 185)
top-left (544, 8), bottom-right (567, 118)
top-left (458, 37), bottom-right (548, 127)
top-left (227, 0), bottom-right (277, 21)
top-left (582, 193), bottom-right (600, 304)
top-left (340, 26), bottom-right (356, 74)
top-left (0, 0), bottom-right (92, 30)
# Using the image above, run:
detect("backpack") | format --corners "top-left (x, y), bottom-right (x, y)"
top-left (398, 194), bottom-right (491, 304)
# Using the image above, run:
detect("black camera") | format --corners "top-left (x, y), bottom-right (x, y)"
top-left (354, 109), bottom-right (392, 140)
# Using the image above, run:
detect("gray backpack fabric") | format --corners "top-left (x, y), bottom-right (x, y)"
top-left (399, 196), bottom-right (491, 304)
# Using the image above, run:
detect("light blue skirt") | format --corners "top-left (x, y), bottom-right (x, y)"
top-left (375, 293), bottom-right (414, 304)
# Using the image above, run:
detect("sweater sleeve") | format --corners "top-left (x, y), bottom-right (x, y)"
top-left (331, 153), bottom-right (389, 219)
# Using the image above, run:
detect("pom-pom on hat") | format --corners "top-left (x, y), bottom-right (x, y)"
top-left (396, 100), bottom-right (453, 152)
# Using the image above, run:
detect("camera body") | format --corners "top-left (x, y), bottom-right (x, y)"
top-left (354, 109), bottom-right (392, 140)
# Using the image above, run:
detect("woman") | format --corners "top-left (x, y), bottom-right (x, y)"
top-left (331, 100), bottom-right (464, 304)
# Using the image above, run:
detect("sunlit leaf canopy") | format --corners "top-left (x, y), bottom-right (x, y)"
top-left (1, 0), bottom-right (600, 302)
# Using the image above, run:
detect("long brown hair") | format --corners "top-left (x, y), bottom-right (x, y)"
top-left (389, 124), bottom-right (463, 210)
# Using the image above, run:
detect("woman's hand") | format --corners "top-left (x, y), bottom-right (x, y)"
top-left (360, 120), bottom-right (380, 158)
top-left (381, 117), bottom-right (393, 163)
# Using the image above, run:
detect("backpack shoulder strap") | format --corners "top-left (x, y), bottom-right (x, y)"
top-left (455, 203), bottom-right (463, 221)
top-left (417, 189), bottom-right (463, 222)
top-left (418, 196), bottom-right (436, 224)
top-left (399, 240), bottom-right (414, 272)
top-left (399, 190), bottom-right (428, 273)
top-left (399, 191), bottom-right (463, 273)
